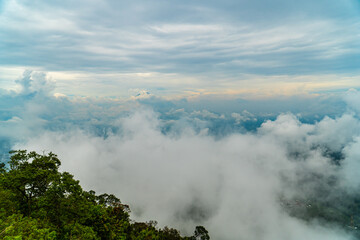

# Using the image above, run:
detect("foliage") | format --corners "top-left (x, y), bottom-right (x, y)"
top-left (193, 226), bottom-right (210, 240)
top-left (0, 213), bottom-right (56, 240)
top-left (0, 150), bottom-right (210, 240)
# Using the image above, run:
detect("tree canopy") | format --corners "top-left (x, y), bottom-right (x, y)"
top-left (0, 150), bottom-right (210, 240)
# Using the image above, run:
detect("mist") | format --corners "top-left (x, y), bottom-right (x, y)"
top-left (2, 0), bottom-right (360, 237)
top-left (13, 108), bottom-right (360, 239)
top-left (1, 72), bottom-right (360, 239)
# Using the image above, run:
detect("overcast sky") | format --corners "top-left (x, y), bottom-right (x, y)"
top-left (1, 0), bottom-right (360, 98)
top-left (3, 2), bottom-right (360, 239)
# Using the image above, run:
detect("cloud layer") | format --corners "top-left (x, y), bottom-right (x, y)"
top-left (14, 109), bottom-right (360, 240)
top-left (2, 72), bottom-right (360, 239)
top-left (1, 1), bottom-right (360, 96)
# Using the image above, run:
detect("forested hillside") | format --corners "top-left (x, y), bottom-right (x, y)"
top-left (0, 150), bottom-right (210, 240)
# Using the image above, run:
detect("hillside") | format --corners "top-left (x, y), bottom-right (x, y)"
top-left (0, 150), bottom-right (210, 240)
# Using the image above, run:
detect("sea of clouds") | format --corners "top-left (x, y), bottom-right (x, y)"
top-left (2, 71), bottom-right (360, 239)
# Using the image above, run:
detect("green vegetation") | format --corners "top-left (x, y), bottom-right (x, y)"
top-left (282, 197), bottom-right (360, 236)
top-left (0, 150), bottom-right (210, 240)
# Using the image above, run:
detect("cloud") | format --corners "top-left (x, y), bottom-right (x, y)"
top-left (0, 70), bottom-right (351, 147)
top-left (14, 70), bottom-right (55, 95)
top-left (231, 110), bottom-right (256, 124)
top-left (344, 89), bottom-right (360, 114)
top-left (129, 89), bottom-right (153, 99)
top-left (2, 71), bottom-right (360, 238)
top-left (12, 108), bottom-right (360, 240)
top-left (1, 0), bottom-right (360, 98)
top-left (190, 110), bottom-right (225, 120)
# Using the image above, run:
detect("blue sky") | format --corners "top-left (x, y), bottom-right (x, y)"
top-left (1, 0), bottom-right (360, 98)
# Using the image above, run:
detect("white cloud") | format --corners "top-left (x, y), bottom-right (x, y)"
top-left (15, 109), bottom-right (360, 240)
top-left (231, 110), bottom-right (256, 124)
top-left (1, 1), bottom-right (360, 99)
top-left (191, 110), bottom-right (224, 119)
top-left (149, 24), bottom-right (224, 34)
top-left (1, 71), bottom-right (360, 238)
top-left (344, 88), bottom-right (360, 114)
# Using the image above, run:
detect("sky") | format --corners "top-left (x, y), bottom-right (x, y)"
top-left (2, 1), bottom-right (360, 239)
top-left (1, 0), bottom-right (360, 98)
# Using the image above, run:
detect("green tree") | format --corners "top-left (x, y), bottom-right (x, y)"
top-left (193, 226), bottom-right (210, 240)
top-left (0, 214), bottom-right (56, 240)
top-left (1, 150), bottom-right (61, 217)
top-left (0, 150), bottom-right (210, 240)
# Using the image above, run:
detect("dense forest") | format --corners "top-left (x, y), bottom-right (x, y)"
top-left (0, 150), bottom-right (210, 240)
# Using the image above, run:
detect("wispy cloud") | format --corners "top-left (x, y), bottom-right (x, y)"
top-left (1, 0), bottom-right (360, 97)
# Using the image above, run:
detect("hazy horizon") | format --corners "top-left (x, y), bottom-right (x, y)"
top-left (1, 0), bottom-right (360, 239)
